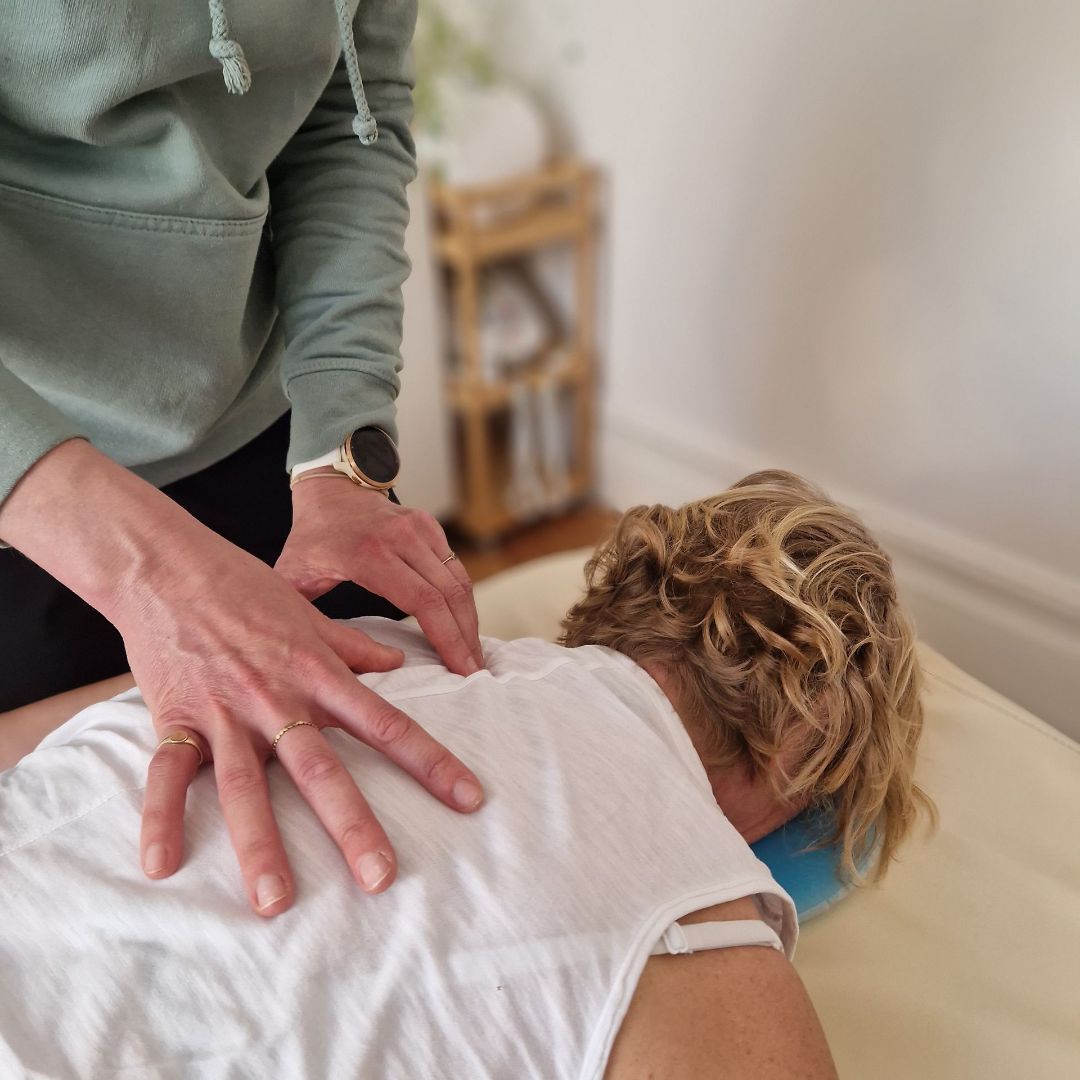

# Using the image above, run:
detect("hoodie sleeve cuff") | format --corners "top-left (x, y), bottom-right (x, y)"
top-left (0, 363), bottom-right (85, 510)
top-left (284, 367), bottom-right (399, 473)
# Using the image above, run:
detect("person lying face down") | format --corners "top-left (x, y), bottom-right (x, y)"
top-left (0, 470), bottom-right (926, 1079)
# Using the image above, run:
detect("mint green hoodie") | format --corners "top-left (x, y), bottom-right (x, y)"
top-left (0, 0), bottom-right (418, 506)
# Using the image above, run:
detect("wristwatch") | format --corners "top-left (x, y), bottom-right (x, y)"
top-left (290, 427), bottom-right (400, 491)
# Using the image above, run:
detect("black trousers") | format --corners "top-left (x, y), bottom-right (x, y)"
top-left (0, 413), bottom-right (402, 712)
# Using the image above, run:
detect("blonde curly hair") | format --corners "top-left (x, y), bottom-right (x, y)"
top-left (559, 470), bottom-right (932, 882)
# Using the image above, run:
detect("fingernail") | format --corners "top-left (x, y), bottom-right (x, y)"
top-left (144, 842), bottom-right (168, 876)
top-left (465, 657), bottom-right (480, 675)
top-left (453, 778), bottom-right (484, 811)
top-left (357, 851), bottom-right (392, 892)
top-left (255, 873), bottom-right (288, 911)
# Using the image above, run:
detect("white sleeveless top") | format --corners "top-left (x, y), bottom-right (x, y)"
top-left (0, 620), bottom-right (796, 1080)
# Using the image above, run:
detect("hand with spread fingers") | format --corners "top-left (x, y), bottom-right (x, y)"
top-left (131, 528), bottom-right (485, 917)
top-left (276, 477), bottom-right (484, 677)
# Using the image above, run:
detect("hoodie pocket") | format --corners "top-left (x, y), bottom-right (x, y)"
top-left (0, 181), bottom-right (279, 465)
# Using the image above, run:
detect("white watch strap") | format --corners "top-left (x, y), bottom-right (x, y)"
top-left (289, 447), bottom-right (340, 480)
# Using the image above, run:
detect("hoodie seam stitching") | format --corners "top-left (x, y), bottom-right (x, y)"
top-left (0, 181), bottom-right (266, 237)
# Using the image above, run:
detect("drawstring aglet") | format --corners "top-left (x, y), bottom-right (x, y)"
top-left (352, 114), bottom-right (379, 145)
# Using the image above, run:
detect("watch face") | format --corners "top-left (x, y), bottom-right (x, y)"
top-left (348, 427), bottom-right (399, 486)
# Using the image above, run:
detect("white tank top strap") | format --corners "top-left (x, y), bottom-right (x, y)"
top-left (650, 918), bottom-right (785, 956)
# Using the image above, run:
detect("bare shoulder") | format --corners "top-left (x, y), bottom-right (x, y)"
top-left (604, 896), bottom-right (837, 1080)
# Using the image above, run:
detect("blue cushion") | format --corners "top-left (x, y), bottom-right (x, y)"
top-left (751, 810), bottom-right (862, 921)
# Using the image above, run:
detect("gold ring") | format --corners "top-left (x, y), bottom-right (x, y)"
top-left (156, 730), bottom-right (205, 768)
top-left (441, 552), bottom-right (458, 565)
top-left (270, 720), bottom-right (319, 756)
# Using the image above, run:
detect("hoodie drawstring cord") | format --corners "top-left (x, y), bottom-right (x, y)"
top-left (332, 0), bottom-right (379, 144)
top-left (207, 0), bottom-right (378, 145)
top-left (207, 0), bottom-right (252, 95)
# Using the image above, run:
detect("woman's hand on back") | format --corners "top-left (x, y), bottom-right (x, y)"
top-left (0, 439), bottom-right (485, 916)
top-left (275, 475), bottom-right (484, 677)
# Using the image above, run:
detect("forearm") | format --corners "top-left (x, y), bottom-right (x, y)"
top-left (269, 88), bottom-right (414, 464)
top-left (268, 0), bottom-right (418, 468)
top-left (0, 439), bottom-right (232, 629)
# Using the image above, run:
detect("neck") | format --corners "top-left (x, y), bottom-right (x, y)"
top-left (639, 660), bottom-right (799, 843)
top-left (704, 761), bottom-right (801, 843)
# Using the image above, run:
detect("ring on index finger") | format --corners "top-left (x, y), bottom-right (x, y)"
top-left (156, 729), bottom-right (208, 769)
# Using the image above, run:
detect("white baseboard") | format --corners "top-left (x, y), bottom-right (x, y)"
top-left (600, 408), bottom-right (1080, 741)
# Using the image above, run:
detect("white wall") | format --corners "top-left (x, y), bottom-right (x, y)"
top-left (476, 0), bottom-right (1080, 735)
top-left (396, 182), bottom-right (455, 517)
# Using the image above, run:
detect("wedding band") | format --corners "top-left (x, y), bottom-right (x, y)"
top-left (441, 552), bottom-right (458, 565)
top-left (156, 730), bottom-right (205, 768)
top-left (270, 720), bottom-right (319, 755)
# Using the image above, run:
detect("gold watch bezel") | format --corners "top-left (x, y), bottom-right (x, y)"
top-left (339, 427), bottom-right (399, 491)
